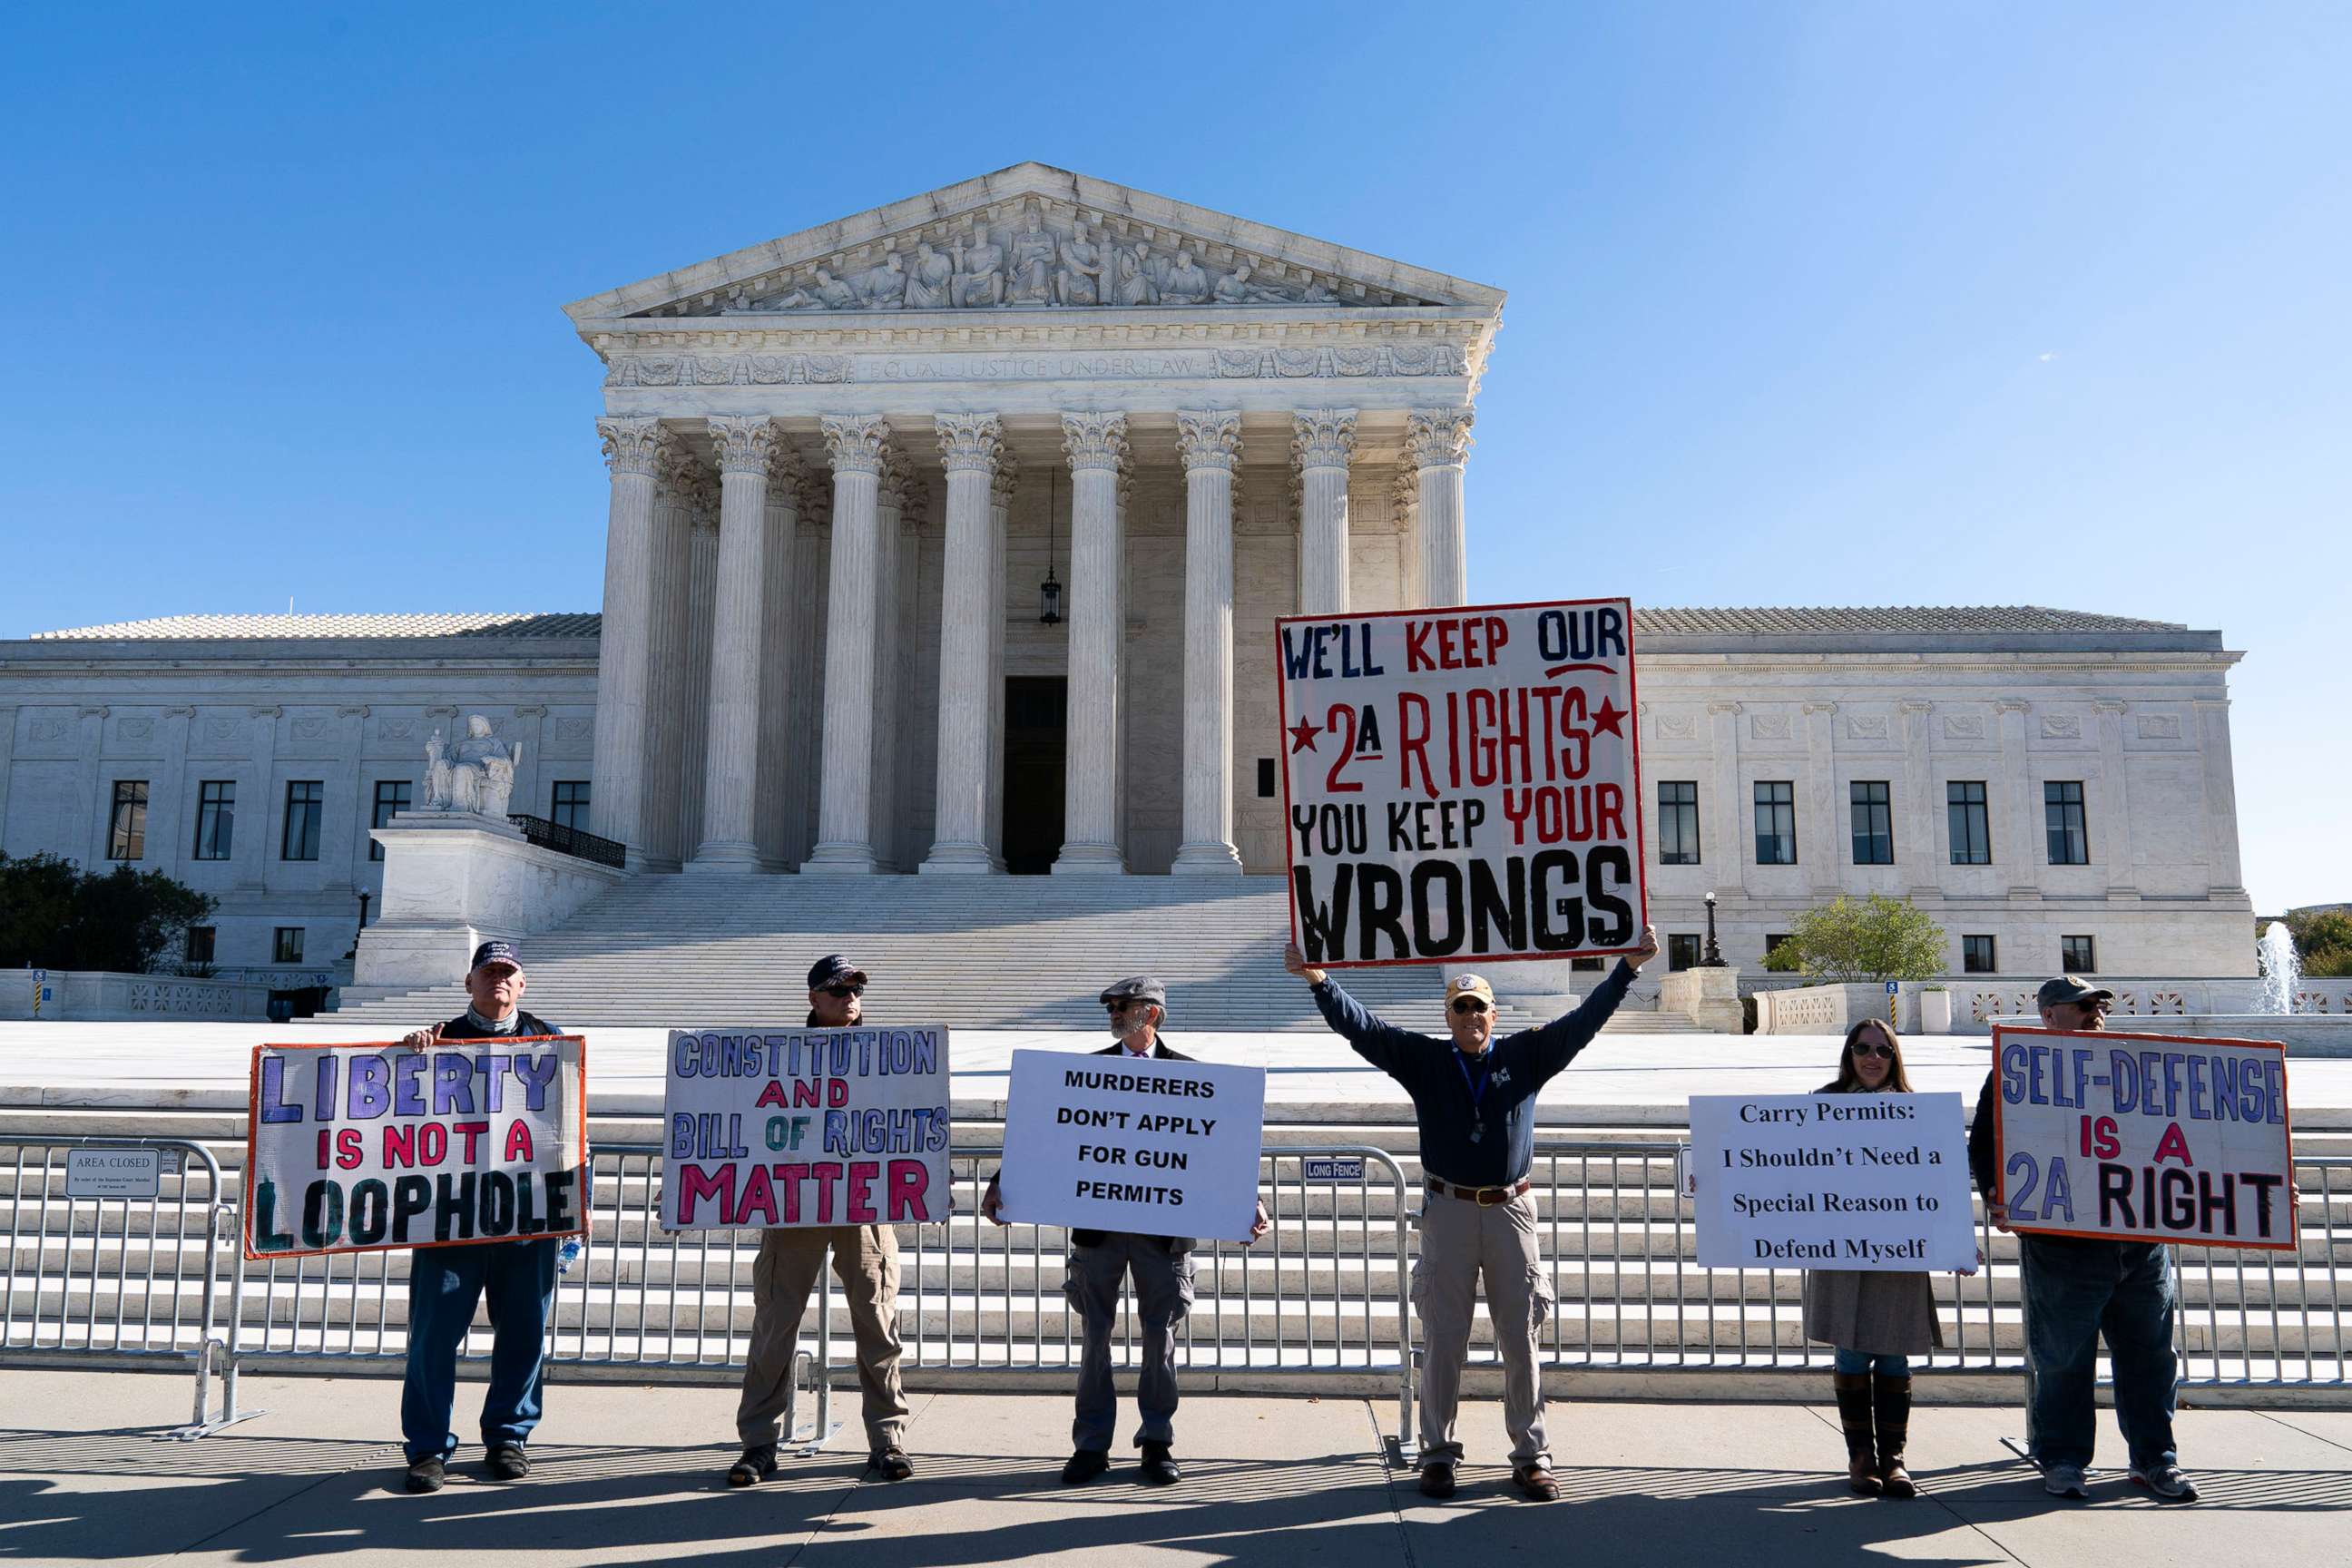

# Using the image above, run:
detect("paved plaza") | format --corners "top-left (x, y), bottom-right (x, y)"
top-left (3, 1369), bottom-right (2349, 1566)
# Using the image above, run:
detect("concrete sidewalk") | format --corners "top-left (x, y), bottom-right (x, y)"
top-left (3, 1370), bottom-right (2349, 1565)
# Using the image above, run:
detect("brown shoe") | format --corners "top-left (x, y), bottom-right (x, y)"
top-left (1513, 1463), bottom-right (1561, 1502)
top-left (1873, 1375), bottom-right (1916, 1499)
top-left (1834, 1372), bottom-right (1883, 1496)
top-left (1418, 1463), bottom-right (1456, 1498)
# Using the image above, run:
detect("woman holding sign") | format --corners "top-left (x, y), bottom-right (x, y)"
top-left (1804, 1018), bottom-right (1945, 1499)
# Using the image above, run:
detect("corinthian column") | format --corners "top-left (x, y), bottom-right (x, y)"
top-left (871, 459), bottom-right (916, 869)
top-left (1406, 407), bottom-right (1475, 607)
top-left (1292, 408), bottom-right (1357, 613)
top-left (924, 414), bottom-right (1004, 872)
top-left (984, 455), bottom-right (1016, 862)
top-left (753, 449), bottom-right (804, 868)
top-left (805, 415), bottom-right (892, 874)
top-left (640, 446), bottom-right (699, 870)
top-left (1054, 411), bottom-right (1130, 875)
top-left (676, 475), bottom-right (720, 862)
top-left (1173, 410), bottom-right (1244, 874)
top-left (689, 415), bottom-right (778, 873)
top-left (589, 416), bottom-right (668, 863)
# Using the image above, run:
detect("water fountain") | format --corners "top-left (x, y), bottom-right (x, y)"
top-left (2258, 921), bottom-right (2301, 1014)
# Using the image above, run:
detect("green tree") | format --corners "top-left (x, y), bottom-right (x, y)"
top-left (1760, 894), bottom-right (1948, 983)
top-left (0, 853), bottom-right (217, 975)
top-left (2285, 909), bottom-right (2352, 979)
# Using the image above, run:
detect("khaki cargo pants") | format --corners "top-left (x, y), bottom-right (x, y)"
top-left (1412, 1189), bottom-right (1555, 1467)
top-left (735, 1225), bottom-right (909, 1451)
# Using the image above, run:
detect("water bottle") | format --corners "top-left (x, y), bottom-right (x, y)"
top-left (557, 1238), bottom-right (583, 1277)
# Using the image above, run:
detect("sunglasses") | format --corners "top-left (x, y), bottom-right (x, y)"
top-left (1105, 999), bottom-right (1152, 1014)
top-left (821, 984), bottom-right (864, 999)
top-left (1450, 998), bottom-right (1491, 1015)
top-left (1852, 1043), bottom-right (1896, 1061)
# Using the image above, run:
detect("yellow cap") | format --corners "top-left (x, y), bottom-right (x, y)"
top-left (1444, 973), bottom-right (1495, 1007)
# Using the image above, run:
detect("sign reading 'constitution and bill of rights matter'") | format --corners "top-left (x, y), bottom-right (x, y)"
top-left (1992, 1025), bottom-right (2295, 1250)
top-left (1277, 599), bottom-right (1646, 969)
top-left (996, 1049), bottom-right (1268, 1245)
top-left (1687, 1093), bottom-right (1977, 1271)
top-left (662, 1025), bottom-right (952, 1231)
top-left (244, 1037), bottom-right (588, 1259)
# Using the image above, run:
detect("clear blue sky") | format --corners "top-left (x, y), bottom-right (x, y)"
top-left (3, 4), bottom-right (2344, 911)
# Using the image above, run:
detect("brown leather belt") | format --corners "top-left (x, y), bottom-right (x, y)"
top-left (1426, 1177), bottom-right (1532, 1206)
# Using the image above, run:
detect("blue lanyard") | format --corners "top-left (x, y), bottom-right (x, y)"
top-left (1455, 1052), bottom-right (1490, 1112)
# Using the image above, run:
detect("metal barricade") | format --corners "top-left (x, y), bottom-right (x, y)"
top-left (0, 1136), bottom-right (239, 1437)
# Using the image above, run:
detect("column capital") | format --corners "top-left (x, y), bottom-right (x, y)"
top-left (1899, 700), bottom-right (1934, 715)
top-left (707, 415), bottom-right (781, 477)
top-left (820, 414), bottom-right (893, 476)
top-left (1175, 409), bottom-right (1244, 473)
top-left (1389, 465), bottom-right (1419, 528)
top-left (597, 416), bottom-right (671, 478)
top-left (1291, 407), bottom-right (1358, 470)
top-left (1995, 698), bottom-right (2033, 715)
top-left (2094, 699), bottom-right (2129, 713)
top-left (877, 456), bottom-right (924, 520)
top-left (1405, 406), bottom-right (1475, 470)
top-left (763, 446), bottom-right (806, 509)
top-left (795, 469), bottom-right (832, 525)
top-left (990, 450), bottom-right (1020, 511)
top-left (1061, 411), bottom-right (1130, 472)
top-left (935, 412), bottom-right (1005, 473)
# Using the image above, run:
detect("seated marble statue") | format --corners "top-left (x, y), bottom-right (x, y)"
top-left (855, 253), bottom-right (907, 309)
top-left (1159, 249), bottom-right (1211, 305)
top-left (1055, 229), bottom-right (1103, 306)
top-left (423, 715), bottom-right (522, 818)
top-left (1008, 209), bottom-right (1058, 303)
top-left (1111, 242), bottom-right (1156, 306)
top-left (905, 241), bottom-right (955, 309)
top-left (953, 225), bottom-right (1004, 307)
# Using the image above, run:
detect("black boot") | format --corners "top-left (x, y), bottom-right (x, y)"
top-left (1834, 1372), bottom-right (1882, 1495)
top-left (1873, 1375), bottom-right (1916, 1498)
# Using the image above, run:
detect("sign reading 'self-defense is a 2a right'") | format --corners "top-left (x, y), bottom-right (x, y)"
top-left (1277, 599), bottom-right (1645, 969)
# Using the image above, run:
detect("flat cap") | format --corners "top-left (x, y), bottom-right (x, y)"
top-left (1098, 976), bottom-right (1167, 1007)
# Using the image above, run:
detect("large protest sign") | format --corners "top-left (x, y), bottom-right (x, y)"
top-left (1277, 599), bottom-right (1645, 968)
top-left (1688, 1093), bottom-right (1976, 1270)
top-left (997, 1050), bottom-right (1267, 1244)
top-left (662, 1025), bottom-right (951, 1230)
top-left (1991, 1025), bottom-right (2295, 1250)
top-left (244, 1037), bottom-right (586, 1260)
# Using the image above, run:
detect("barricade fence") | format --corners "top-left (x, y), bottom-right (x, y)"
top-left (5, 1136), bottom-right (2347, 1442)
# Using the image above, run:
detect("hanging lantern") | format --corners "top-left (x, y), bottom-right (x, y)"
top-left (1039, 468), bottom-right (1063, 623)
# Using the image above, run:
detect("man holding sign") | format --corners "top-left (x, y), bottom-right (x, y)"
top-left (1965, 975), bottom-right (2283, 1504)
top-left (1288, 926), bottom-right (1660, 1502)
top-left (985, 976), bottom-right (1269, 1488)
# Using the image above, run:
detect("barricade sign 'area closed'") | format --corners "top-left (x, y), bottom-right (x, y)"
top-left (662, 1025), bottom-right (951, 1230)
top-left (1278, 598), bottom-right (1645, 967)
top-left (997, 1050), bottom-right (1268, 1244)
top-left (1992, 1025), bottom-right (2295, 1249)
top-left (1688, 1093), bottom-right (1976, 1270)
top-left (245, 1037), bottom-right (587, 1259)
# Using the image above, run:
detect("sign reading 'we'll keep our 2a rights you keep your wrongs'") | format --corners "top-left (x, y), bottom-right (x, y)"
top-left (1278, 599), bottom-right (1647, 967)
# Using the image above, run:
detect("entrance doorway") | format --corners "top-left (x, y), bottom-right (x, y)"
top-left (1001, 677), bottom-right (1066, 875)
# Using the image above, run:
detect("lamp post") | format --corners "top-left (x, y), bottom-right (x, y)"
top-left (346, 889), bottom-right (371, 961)
top-left (1700, 889), bottom-right (1726, 967)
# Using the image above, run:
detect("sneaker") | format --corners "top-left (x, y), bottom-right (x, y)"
top-left (2043, 1463), bottom-right (2090, 1499)
top-left (485, 1443), bottom-right (529, 1481)
top-left (1062, 1448), bottom-right (1110, 1485)
top-left (1418, 1462), bottom-right (1456, 1499)
top-left (868, 1446), bottom-right (915, 1482)
top-left (726, 1444), bottom-right (778, 1487)
top-left (404, 1455), bottom-right (446, 1494)
top-left (2130, 1464), bottom-right (2199, 1503)
top-left (1138, 1441), bottom-right (1181, 1486)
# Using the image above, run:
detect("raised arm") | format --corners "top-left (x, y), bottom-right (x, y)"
top-left (1517, 925), bottom-right (1661, 1082)
top-left (1285, 940), bottom-right (1421, 1078)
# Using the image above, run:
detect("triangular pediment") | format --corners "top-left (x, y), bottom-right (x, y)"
top-left (564, 163), bottom-right (1504, 324)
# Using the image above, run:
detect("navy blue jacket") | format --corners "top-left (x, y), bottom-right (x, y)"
top-left (1311, 964), bottom-right (1635, 1187)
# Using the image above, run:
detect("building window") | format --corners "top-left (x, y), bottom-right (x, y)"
top-left (1947, 781), bottom-right (1992, 865)
top-left (193, 780), bottom-right (235, 860)
top-left (185, 926), bottom-right (216, 965)
top-left (1963, 934), bottom-right (1997, 974)
top-left (2045, 780), bottom-right (2089, 866)
top-left (107, 780), bottom-right (149, 860)
top-left (2062, 935), bottom-right (2097, 974)
top-left (1849, 780), bottom-right (1894, 865)
top-left (281, 780), bottom-right (323, 861)
top-left (1570, 956), bottom-right (1604, 973)
top-left (1257, 759), bottom-right (1277, 799)
top-left (1658, 780), bottom-right (1700, 865)
top-left (550, 780), bottom-right (592, 832)
top-left (1753, 782), bottom-right (1797, 866)
top-left (1668, 934), bottom-right (1703, 971)
top-left (370, 779), bottom-right (413, 860)
top-left (273, 926), bottom-right (306, 965)
top-left (1765, 933), bottom-right (1792, 962)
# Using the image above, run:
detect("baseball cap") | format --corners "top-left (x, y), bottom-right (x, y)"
top-left (1099, 976), bottom-right (1167, 1008)
top-left (469, 940), bottom-right (523, 975)
top-left (1445, 973), bottom-right (1496, 1007)
top-left (808, 954), bottom-right (867, 989)
top-left (2037, 975), bottom-right (2114, 1009)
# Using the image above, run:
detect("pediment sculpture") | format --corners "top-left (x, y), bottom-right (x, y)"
top-left (422, 714), bottom-right (522, 818)
top-left (720, 201), bottom-right (1379, 316)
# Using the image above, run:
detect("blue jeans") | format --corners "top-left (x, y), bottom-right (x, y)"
top-left (2018, 1235), bottom-right (2178, 1471)
top-left (1833, 1348), bottom-right (1910, 1377)
top-left (401, 1239), bottom-right (560, 1463)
